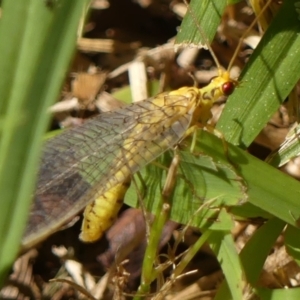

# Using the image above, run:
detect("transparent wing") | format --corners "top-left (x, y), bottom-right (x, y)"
top-left (23, 94), bottom-right (194, 247)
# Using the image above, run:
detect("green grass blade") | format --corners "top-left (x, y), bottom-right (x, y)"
top-left (0, 0), bottom-right (90, 286)
top-left (175, 0), bottom-right (227, 48)
top-left (284, 225), bottom-right (300, 266)
top-left (210, 231), bottom-right (244, 300)
top-left (240, 218), bottom-right (286, 284)
top-left (196, 131), bottom-right (300, 226)
top-left (266, 123), bottom-right (300, 167)
top-left (217, 0), bottom-right (300, 147)
top-left (255, 286), bottom-right (300, 299)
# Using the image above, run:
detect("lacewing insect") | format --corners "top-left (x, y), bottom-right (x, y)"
top-left (22, 0), bottom-right (271, 249)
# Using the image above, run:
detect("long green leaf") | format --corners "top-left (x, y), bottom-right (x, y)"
top-left (240, 218), bottom-right (286, 285)
top-left (175, 0), bottom-right (227, 48)
top-left (255, 287), bottom-right (300, 299)
top-left (217, 0), bottom-right (300, 147)
top-left (210, 231), bottom-right (244, 300)
top-left (266, 123), bottom-right (300, 167)
top-left (0, 0), bottom-right (90, 286)
top-left (285, 225), bottom-right (300, 266)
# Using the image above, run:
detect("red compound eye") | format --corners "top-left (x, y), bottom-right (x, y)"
top-left (222, 81), bottom-right (235, 96)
